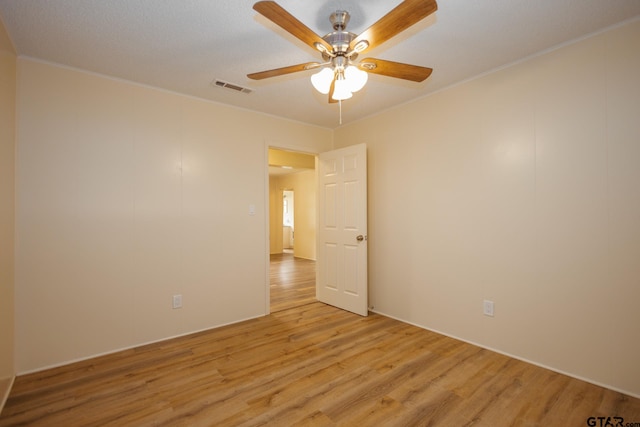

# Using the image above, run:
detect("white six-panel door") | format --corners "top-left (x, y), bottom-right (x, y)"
top-left (317, 143), bottom-right (368, 316)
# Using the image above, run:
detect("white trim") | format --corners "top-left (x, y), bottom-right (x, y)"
top-left (370, 309), bottom-right (640, 400)
top-left (263, 140), bottom-right (271, 315)
top-left (16, 314), bottom-right (264, 376)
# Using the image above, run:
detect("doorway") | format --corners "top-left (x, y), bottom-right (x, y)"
top-left (269, 253), bottom-right (316, 312)
top-left (282, 190), bottom-right (294, 253)
top-left (268, 148), bottom-right (317, 312)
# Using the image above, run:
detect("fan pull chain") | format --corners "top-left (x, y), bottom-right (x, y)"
top-left (339, 99), bottom-right (342, 125)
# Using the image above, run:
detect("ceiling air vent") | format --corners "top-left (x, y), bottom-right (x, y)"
top-left (212, 79), bottom-right (253, 94)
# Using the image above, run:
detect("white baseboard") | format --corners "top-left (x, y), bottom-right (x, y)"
top-left (17, 313), bottom-right (265, 376)
top-left (370, 308), bottom-right (640, 400)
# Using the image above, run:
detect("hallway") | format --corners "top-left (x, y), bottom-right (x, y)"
top-left (270, 253), bottom-right (316, 312)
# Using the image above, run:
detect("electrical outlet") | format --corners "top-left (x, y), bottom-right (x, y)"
top-left (483, 300), bottom-right (494, 317)
top-left (173, 294), bottom-right (182, 309)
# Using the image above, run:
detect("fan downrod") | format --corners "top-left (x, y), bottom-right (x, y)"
top-left (330, 10), bottom-right (350, 30)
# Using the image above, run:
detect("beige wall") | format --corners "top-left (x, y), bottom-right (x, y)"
top-left (8, 18), bottom-right (640, 399)
top-left (335, 20), bottom-right (640, 397)
top-left (269, 170), bottom-right (316, 260)
top-left (14, 58), bottom-right (332, 373)
top-left (0, 16), bottom-right (16, 406)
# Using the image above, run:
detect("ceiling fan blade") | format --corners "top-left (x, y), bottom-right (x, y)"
top-left (253, 1), bottom-right (333, 53)
top-left (350, 0), bottom-right (437, 53)
top-left (328, 78), bottom-right (338, 104)
top-left (248, 62), bottom-right (321, 80)
top-left (359, 58), bottom-right (432, 82)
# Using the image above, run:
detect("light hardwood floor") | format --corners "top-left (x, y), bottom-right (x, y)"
top-left (270, 253), bottom-right (316, 313)
top-left (1, 255), bottom-right (639, 426)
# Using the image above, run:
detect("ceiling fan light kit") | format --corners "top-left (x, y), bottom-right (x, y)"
top-left (248, 0), bottom-right (437, 121)
top-left (332, 78), bottom-right (353, 101)
top-left (310, 67), bottom-right (334, 94)
top-left (342, 66), bottom-right (368, 93)
top-left (311, 64), bottom-right (368, 100)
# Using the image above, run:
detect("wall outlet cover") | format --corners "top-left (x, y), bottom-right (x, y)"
top-left (173, 294), bottom-right (182, 309)
top-left (483, 300), bottom-right (494, 317)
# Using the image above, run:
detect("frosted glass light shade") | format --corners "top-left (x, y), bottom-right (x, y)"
top-left (332, 78), bottom-right (353, 101)
top-left (310, 68), bottom-right (334, 94)
top-left (345, 66), bottom-right (368, 92)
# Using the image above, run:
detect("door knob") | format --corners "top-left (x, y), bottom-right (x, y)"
top-left (356, 235), bottom-right (366, 242)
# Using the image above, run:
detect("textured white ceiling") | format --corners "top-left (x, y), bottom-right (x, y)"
top-left (1, 0), bottom-right (639, 129)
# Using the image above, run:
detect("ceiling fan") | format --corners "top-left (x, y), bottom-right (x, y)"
top-left (247, 0), bottom-right (438, 104)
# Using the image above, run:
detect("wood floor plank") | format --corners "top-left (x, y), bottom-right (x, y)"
top-left (270, 253), bottom-right (316, 313)
top-left (389, 382), bottom-right (468, 426)
top-left (2, 255), bottom-right (639, 426)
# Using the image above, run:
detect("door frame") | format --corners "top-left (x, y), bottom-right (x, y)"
top-left (263, 140), bottom-right (321, 315)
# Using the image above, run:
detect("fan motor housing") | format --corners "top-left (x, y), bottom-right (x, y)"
top-left (320, 10), bottom-right (358, 60)
top-left (322, 31), bottom-right (357, 60)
